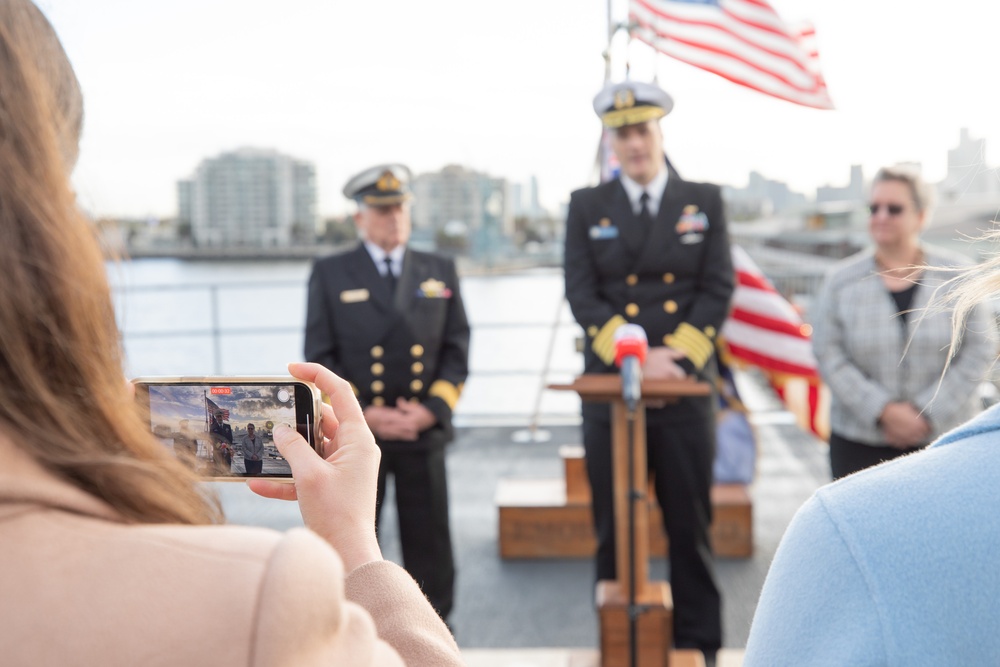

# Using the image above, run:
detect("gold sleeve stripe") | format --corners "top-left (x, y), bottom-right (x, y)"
top-left (666, 322), bottom-right (714, 370)
top-left (677, 322), bottom-right (714, 357)
top-left (429, 380), bottom-right (463, 411)
top-left (593, 314), bottom-right (627, 365)
top-left (679, 329), bottom-right (715, 367)
top-left (666, 326), bottom-right (706, 356)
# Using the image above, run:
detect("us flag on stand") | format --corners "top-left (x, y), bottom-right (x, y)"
top-left (629, 0), bottom-right (834, 110)
top-left (598, 128), bottom-right (621, 183)
top-left (721, 246), bottom-right (829, 438)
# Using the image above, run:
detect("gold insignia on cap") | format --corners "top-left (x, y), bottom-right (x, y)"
top-left (411, 344), bottom-right (424, 357)
top-left (613, 88), bottom-right (636, 110)
top-left (410, 379), bottom-right (424, 392)
top-left (371, 380), bottom-right (384, 393)
top-left (371, 363), bottom-right (384, 376)
top-left (626, 303), bottom-right (639, 317)
top-left (376, 170), bottom-right (401, 192)
top-left (371, 345), bottom-right (384, 358)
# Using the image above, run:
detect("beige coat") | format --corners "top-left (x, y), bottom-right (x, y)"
top-left (0, 439), bottom-right (462, 666)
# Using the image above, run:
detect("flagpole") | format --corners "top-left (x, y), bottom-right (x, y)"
top-left (604, 0), bottom-right (612, 83)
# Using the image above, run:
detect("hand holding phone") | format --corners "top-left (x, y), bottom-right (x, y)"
top-left (248, 362), bottom-right (384, 572)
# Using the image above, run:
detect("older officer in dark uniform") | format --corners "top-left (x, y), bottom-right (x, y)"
top-left (564, 81), bottom-right (734, 659)
top-left (305, 164), bottom-right (470, 621)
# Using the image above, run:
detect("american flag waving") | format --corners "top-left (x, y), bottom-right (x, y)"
top-left (721, 246), bottom-right (829, 438)
top-left (205, 396), bottom-right (230, 422)
top-left (629, 0), bottom-right (834, 110)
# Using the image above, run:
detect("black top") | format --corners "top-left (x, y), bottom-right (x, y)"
top-left (890, 283), bottom-right (918, 324)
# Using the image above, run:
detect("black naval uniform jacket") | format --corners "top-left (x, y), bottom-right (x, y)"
top-left (305, 244), bottom-right (470, 451)
top-left (564, 171), bottom-right (734, 422)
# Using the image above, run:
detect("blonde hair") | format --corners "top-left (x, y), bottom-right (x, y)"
top-left (946, 229), bottom-right (1000, 357)
top-left (0, 0), bottom-right (219, 524)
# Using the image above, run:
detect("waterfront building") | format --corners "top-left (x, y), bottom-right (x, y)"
top-left (178, 147), bottom-right (317, 248)
top-left (723, 170), bottom-right (807, 220)
top-left (941, 127), bottom-right (996, 198)
top-left (816, 164), bottom-right (864, 204)
top-left (411, 164), bottom-right (512, 253)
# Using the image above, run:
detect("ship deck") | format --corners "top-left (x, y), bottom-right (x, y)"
top-left (213, 373), bottom-right (830, 664)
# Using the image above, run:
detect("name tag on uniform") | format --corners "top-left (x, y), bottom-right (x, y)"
top-left (589, 225), bottom-right (619, 240)
top-left (340, 288), bottom-right (370, 303)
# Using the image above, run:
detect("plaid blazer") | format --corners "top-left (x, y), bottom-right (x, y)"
top-left (811, 245), bottom-right (997, 445)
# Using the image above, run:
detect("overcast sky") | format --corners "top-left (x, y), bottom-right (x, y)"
top-left (38, 0), bottom-right (1000, 219)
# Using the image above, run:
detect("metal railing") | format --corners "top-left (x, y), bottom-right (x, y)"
top-left (112, 247), bottom-right (838, 427)
top-left (112, 279), bottom-right (585, 427)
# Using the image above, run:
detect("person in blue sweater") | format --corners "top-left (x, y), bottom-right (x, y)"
top-left (744, 241), bottom-right (1000, 665)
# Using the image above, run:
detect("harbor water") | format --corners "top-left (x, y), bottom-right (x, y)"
top-left (109, 257), bottom-right (585, 426)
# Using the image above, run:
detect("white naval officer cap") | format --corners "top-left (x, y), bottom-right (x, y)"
top-left (343, 163), bottom-right (413, 206)
top-left (592, 81), bottom-right (674, 128)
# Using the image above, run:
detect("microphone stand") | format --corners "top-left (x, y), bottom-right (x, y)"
top-left (624, 377), bottom-right (646, 667)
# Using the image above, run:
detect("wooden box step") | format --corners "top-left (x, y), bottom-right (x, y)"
top-left (597, 580), bottom-right (673, 667)
top-left (560, 444), bottom-right (591, 504)
top-left (496, 478), bottom-right (753, 559)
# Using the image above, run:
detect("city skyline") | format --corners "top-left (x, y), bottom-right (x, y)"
top-left (40, 0), bottom-right (1000, 219)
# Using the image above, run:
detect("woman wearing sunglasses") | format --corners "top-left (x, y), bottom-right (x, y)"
top-left (810, 166), bottom-right (996, 479)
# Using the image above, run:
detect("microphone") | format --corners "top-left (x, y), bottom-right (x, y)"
top-left (614, 324), bottom-right (648, 411)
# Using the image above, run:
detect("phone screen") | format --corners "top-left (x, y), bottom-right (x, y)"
top-left (134, 379), bottom-right (318, 479)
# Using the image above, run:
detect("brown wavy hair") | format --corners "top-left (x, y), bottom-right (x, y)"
top-left (0, 0), bottom-right (219, 524)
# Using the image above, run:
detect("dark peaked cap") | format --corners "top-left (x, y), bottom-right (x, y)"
top-left (593, 81), bottom-right (674, 128)
top-left (343, 163), bottom-right (413, 206)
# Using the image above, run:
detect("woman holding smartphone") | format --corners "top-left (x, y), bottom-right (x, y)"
top-left (0, 2), bottom-right (461, 665)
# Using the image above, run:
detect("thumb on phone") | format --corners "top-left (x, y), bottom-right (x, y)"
top-left (247, 424), bottom-right (316, 501)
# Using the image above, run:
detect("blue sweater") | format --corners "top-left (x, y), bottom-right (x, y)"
top-left (744, 404), bottom-right (1000, 665)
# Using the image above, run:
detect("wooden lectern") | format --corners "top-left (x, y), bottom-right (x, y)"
top-left (550, 375), bottom-right (712, 667)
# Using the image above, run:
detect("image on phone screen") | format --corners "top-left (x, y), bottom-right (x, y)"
top-left (140, 382), bottom-right (313, 479)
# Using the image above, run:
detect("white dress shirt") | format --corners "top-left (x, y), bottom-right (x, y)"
top-left (363, 241), bottom-right (405, 277)
top-left (619, 162), bottom-right (669, 218)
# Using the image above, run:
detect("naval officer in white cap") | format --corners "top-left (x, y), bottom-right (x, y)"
top-left (564, 81), bottom-right (734, 662)
top-left (305, 163), bottom-right (470, 621)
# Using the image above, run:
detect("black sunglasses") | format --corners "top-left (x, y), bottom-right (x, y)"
top-left (869, 203), bottom-right (904, 216)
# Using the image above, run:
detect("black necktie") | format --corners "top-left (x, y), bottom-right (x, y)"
top-left (383, 257), bottom-right (397, 296)
top-left (638, 191), bottom-right (654, 226)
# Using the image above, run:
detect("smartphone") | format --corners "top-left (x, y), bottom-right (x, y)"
top-left (132, 376), bottom-right (322, 481)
